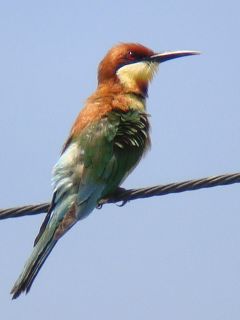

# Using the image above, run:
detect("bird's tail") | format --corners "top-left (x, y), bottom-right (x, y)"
top-left (11, 222), bottom-right (58, 299)
top-left (11, 187), bottom-right (102, 299)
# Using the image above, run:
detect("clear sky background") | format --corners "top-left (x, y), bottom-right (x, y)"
top-left (0, 1), bottom-right (240, 319)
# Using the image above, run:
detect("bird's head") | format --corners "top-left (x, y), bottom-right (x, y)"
top-left (98, 43), bottom-right (199, 96)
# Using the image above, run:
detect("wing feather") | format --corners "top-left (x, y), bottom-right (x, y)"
top-left (35, 108), bottom-right (150, 242)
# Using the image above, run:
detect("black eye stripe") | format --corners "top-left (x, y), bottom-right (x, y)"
top-left (116, 51), bottom-right (146, 71)
top-left (126, 51), bottom-right (146, 62)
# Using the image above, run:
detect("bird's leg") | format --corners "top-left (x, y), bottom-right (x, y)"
top-left (97, 187), bottom-right (127, 208)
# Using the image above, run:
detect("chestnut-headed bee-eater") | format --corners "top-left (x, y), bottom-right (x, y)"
top-left (11, 43), bottom-right (199, 298)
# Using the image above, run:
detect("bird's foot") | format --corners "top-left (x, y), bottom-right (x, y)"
top-left (97, 187), bottom-right (127, 209)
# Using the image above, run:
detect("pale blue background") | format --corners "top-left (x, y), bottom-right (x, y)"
top-left (0, 1), bottom-right (240, 319)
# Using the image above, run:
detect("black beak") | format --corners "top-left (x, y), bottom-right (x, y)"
top-left (149, 50), bottom-right (200, 63)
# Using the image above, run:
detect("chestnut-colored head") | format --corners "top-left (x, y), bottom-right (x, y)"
top-left (98, 43), bottom-right (155, 95)
top-left (98, 43), bottom-right (199, 96)
top-left (98, 43), bottom-right (154, 82)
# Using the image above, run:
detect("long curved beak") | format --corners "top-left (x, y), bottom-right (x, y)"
top-left (149, 50), bottom-right (200, 63)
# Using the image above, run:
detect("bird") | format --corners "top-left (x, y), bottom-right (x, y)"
top-left (11, 43), bottom-right (199, 299)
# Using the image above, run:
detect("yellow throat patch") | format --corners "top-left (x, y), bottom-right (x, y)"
top-left (116, 61), bottom-right (158, 90)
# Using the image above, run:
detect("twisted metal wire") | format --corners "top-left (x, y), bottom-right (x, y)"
top-left (0, 203), bottom-right (49, 220)
top-left (0, 172), bottom-right (239, 220)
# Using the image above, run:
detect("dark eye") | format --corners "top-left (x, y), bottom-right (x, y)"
top-left (126, 51), bottom-right (136, 60)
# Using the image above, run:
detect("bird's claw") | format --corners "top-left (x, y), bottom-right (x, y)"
top-left (97, 187), bottom-right (127, 209)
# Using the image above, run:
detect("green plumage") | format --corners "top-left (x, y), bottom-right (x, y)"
top-left (76, 108), bottom-right (150, 198)
top-left (11, 108), bottom-right (150, 298)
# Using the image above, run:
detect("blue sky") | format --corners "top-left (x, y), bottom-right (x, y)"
top-left (0, 1), bottom-right (240, 319)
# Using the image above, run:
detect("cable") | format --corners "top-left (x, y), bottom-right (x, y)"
top-left (0, 172), bottom-right (239, 220)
